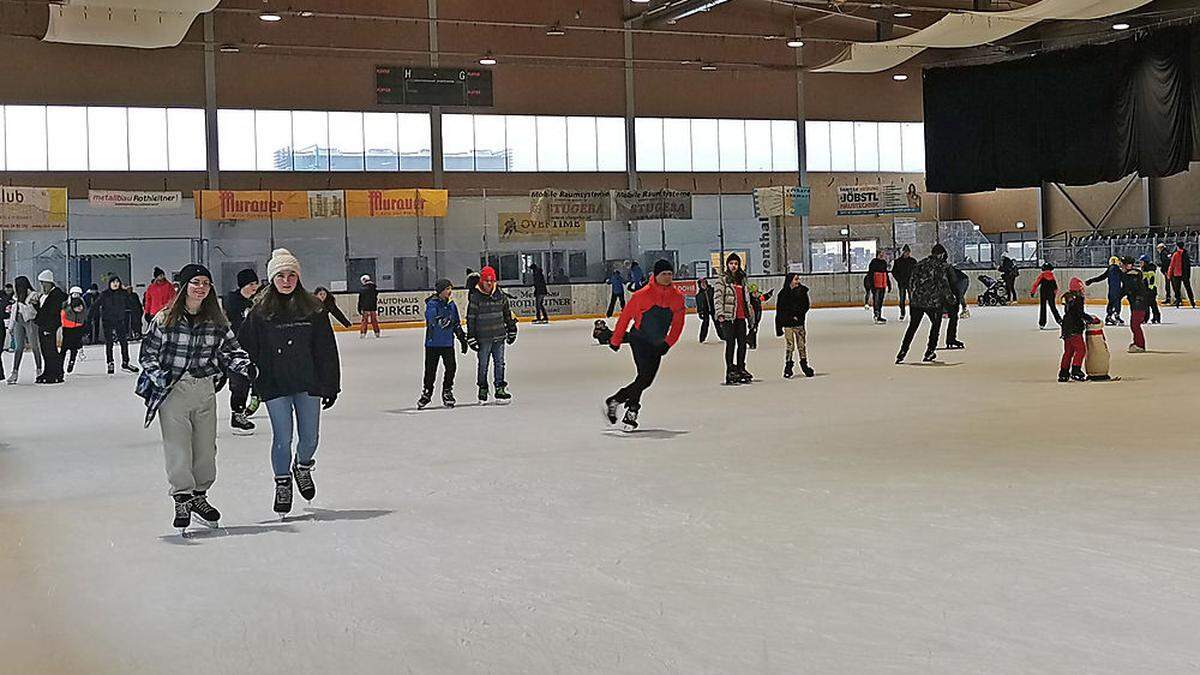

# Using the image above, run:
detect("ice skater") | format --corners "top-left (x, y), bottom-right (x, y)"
top-left (944, 264), bottom-right (967, 350)
top-left (775, 272), bottom-right (814, 378)
top-left (239, 249), bottom-right (341, 518)
top-left (1168, 242), bottom-right (1195, 308)
top-left (1139, 255), bottom-right (1161, 324)
top-left (896, 244), bottom-right (955, 364)
top-left (593, 319), bottom-right (614, 345)
top-left (358, 274), bottom-right (381, 337)
top-left (1086, 257), bottom-right (1125, 325)
top-left (224, 268), bottom-right (262, 435)
top-left (695, 277), bottom-right (714, 343)
top-left (892, 245), bottom-right (916, 320)
top-left (34, 270), bottom-right (67, 385)
top-left (314, 286), bottom-right (353, 328)
top-left (1030, 263), bottom-right (1061, 329)
top-left (419, 279), bottom-right (468, 409)
top-left (998, 254), bottom-right (1019, 303)
top-left (5, 276), bottom-right (40, 385)
top-left (1057, 278), bottom-right (1093, 382)
top-left (746, 283), bottom-right (773, 349)
top-left (1121, 256), bottom-right (1151, 353)
top-left (530, 264), bottom-right (550, 324)
top-left (60, 286), bottom-right (87, 374)
top-left (1156, 243), bottom-right (1174, 306)
top-left (714, 253), bottom-right (755, 384)
top-left (90, 276), bottom-right (141, 375)
top-left (606, 267), bottom-right (627, 318)
top-left (868, 250), bottom-right (890, 324)
top-left (137, 263), bottom-right (252, 534)
top-left (604, 259), bottom-right (685, 432)
top-left (466, 266), bottom-right (517, 404)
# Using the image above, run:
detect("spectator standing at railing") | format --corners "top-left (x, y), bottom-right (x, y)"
top-left (1156, 243), bottom-right (1173, 305)
top-left (1169, 242), bottom-right (1195, 309)
top-left (998, 255), bottom-right (1019, 303)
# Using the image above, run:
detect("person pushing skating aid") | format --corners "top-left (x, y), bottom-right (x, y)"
top-left (1057, 277), bottom-right (1094, 382)
top-left (604, 259), bottom-right (686, 432)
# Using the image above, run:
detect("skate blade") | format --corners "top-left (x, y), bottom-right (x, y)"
top-left (621, 424), bottom-right (638, 433)
top-left (231, 428), bottom-right (255, 436)
top-left (194, 516), bottom-right (219, 529)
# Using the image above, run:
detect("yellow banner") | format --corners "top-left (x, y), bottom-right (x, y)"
top-left (345, 189), bottom-right (449, 218)
top-left (498, 212), bottom-right (586, 241)
top-left (193, 190), bottom-right (311, 221)
top-left (0, 187), bottom-right (68, 230)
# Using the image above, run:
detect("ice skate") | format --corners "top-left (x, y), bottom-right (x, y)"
top-left (172, 494), bottom-right (193, 535)
top-left (922, 350), bottom-right (937, 363)
top-left (945, 340), bottom-right (965, 350)
top-left (478, 386), bottom-right (489, 404)
top-left (783, 360), bottom-right (795, 379)
top-left (800, 360), bottom-right (815, 377)
top-left (66, 358), bottom-right (75, 374)
top-left (736, 367), bottom-right (753, 384)
top-left (292, 460), bottom-right (315, 502)
top-left (620, 408), bottom-right (639, 433)
top-left (1070, 366), bottom-right (1087, 381)
top-left (107, 362), bottom-right (115, 375)
top-left (874, 317), bottom-right (887, 324)
top-left (494, 386), bottom-right (512, 404)
top-left (603, 397), bottom-right (620, 425)
top-left (121, 362), bottom-right (139, 373)
top-left (417, 388), bottom-right (433, 409)
top-left (190, 493), bottom-right (220, 529)
top-left (442, 389), bottom-right (456, 408)
top-left (1058, 368), bottom-right (1070, 383)
top-left (724, 368), bottom-right (741, 385)
top-left (231, 412), bottom-right (255, 435)
top-left (959, 309), bottom-right (970, 319)
top-left (274, 476), bottom-right (293, 517)
top-left (1127, 344), bottom-right (1145, 353)
top-left (895, 351), bottom-right (906, 364)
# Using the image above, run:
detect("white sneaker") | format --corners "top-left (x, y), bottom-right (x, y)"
top-left (960, 309), bottom-right (971, 319)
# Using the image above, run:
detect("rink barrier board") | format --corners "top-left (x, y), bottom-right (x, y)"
top-left (328, 267), bottom-right (1138, 331)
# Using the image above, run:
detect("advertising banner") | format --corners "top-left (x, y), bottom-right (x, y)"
top-left (193, 190), bottom-right (311, 221)
top-left (836, 183), bottom-right (922, 217)
top-left (893, 216), bottom-right (918, 246)
top-left (530, 189), bottom-right (612, 222)
top-left (345, 189), bottom-right (449, 218)
top-left (88, 190), bottom-right (182, 210)
top-left (752, 186), bottom-right (810, 218)
top-left (505, 285), bottom-right (574, 318)
top-left (0, 186), bottom-right (68, 230)
top-left (307, 190), bottom-right (345, 219)
top-left (498, 212), bottom-right (586, 241)
top-left (612, 189), bottom-right (693, 221)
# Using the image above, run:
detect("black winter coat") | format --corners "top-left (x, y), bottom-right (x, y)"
top-left (90, 287), bottom-right (138, 328)
top-left (695, 285), bottom-right (714, 316)
top-left (238, 307), bottom-right (341, 401)
top-left (357, 284), bottom-right (379, 312)
top-left (775, 275), bottom-right (810, 333)
top-left (321, 295), bottom-right (352, 328)
top-left (892, 255), bottom-right (917, 286)
top-left (531, 268), bottom-right (548, 295)
top-left (1122, 270), bottom-right (1152, 311)
top-left (224, 290), bottom-right (255, 335)
top-left (35, 287), bottom-right (67, 330)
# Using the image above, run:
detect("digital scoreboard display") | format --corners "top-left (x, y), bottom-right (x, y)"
top-left (375, 66), bottom-right (493, 107)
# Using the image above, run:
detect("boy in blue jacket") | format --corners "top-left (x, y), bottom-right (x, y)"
top-left (420, 279), bottom-right (468, 409)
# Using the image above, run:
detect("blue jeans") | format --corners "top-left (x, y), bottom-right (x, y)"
top-left (476, 339), bottom-right (506, 388)
top-left (265, 394), bottom-right (322, 477)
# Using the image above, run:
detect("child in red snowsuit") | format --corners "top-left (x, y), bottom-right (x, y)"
top-left (1058, 277), bottom-right (1094, 382)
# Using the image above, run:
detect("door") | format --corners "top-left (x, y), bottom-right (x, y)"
top-left (393, 256), bottom-right (429, 291)
top-left (83, 254), bottom-right (131, 289)
top-left (347, 258), bottom-right (378, 292)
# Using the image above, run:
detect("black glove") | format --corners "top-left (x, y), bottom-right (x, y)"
top-left (466, 336), bottom-right (479, 352)
top-left (143, 313), bottom-right (151, 324)
top-left (609, 342), bottom-right (620, 352)
top-left (506, 328), bottom-right (517, 345)
top-left (321, 395), bottom-right (337, 410)
top-left (658, 342), bottom-right (670, 356)
top-left (458, 336), bottom-right (469, 354)
top-left (213, 374), bottom-right (228, 393)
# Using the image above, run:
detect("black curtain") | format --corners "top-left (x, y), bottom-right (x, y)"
top-left (924, 28), bottom-right (1197, 194)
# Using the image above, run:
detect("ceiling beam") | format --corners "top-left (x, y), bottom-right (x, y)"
top-left (628, 0), bottom-right (742, 28)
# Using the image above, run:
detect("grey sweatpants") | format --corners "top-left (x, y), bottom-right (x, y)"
top-left (158, 375), bottom-right (218, 496)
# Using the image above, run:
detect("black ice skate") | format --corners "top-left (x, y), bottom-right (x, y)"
top-left (494, 386), bottom-right (512, 403)
top-left (800, 360), bottom-right (815, 377)
top-left (603, 397), bottom-right (620, 425)
top-left (784, 360), bottom-right (795, 379)
top-left (621, 408), bottom-right (639, 433)
top-left (1070, 366), bottom-right (1087, 382)
top-left (724, 368), bottom-right (741, 385)
top-left (66, 358), bottom-right (75, 374)
top-left (895, 351), bottom-right (907, 364)
top-left (190, 493), bottom-right (221, 528)
top-left (274, 476), bottom-right (293, 517)
top-left (417, 389), bottom-right (433, 409)
top-left (736, 367), bottom-right (753, 384)
top-left (945, 340), bottom-right (965, 350)
top-left (1058, 368), bottom-right (1070, 383)
top-left (478, 386), bottom-right (489, 404)
top-left (231, 412), bottom-right (255, 435)
top-left (172, 494), bottom-right (193, 533)
top-left (442, 389), bottom-right (456, 408)
top-left (121, 362), bottom-right (139, 373)
top-left (922, 350), bottom-right (937, 363)
top-left (107, 362), bottom-right (115, 375)
top-left (292, 460), bottom-right (316, 502)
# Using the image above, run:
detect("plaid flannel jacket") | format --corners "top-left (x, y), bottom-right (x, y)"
top-left (137, 314), bottom-right (251, 427)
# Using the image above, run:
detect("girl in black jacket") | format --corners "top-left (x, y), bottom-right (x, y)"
top-left (775, 272), bottom-right (814, 378)
top-left (239, 249), bottom-right (341, 517)
top-left (314, 287), bottom-right (352, 328)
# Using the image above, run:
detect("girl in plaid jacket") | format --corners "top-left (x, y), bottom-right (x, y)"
top-left (138, 263), bottom-right (251, 535)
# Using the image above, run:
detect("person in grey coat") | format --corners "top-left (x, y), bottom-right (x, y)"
top-left (466, 266), bottom-right (517, 404)
top-left (896, 243), bottom-right (956, 364)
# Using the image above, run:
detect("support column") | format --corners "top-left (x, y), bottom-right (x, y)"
top-left (428, 0), bottom-right (444, 282)
top-left (1141, 176), bottom-right (1151, 227)
top-left (795, 25), bottom-right (810, 272)
top-left (1036, 182), bottom-right (1046, 243)
top-left (203, 13), bottom-right (219, 191)
top-left (623, 8), bottom-right (638, 265)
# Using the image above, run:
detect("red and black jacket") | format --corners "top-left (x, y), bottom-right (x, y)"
top-left (611, 282), bottom-right (686, 348)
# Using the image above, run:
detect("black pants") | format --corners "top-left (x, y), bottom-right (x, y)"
top-left (945, 305), bottom-right (959, 345)
top-left (1172, 276), bottom-right (1195, 307)
top-left (899, 308), bottom-right (942, 357)
top-left (423, 346), bottom-right (457, 392)
top-left (698, 313), bottom-right (711, 342)
top-left (1004, 277), bottom-right (1017, 302)
top-left (87, 316), bottom-right (100, 345)
top-left (897, 284), bottom-right (910, 317)
top-left (229, 372), bottom-right (252, 413)
top-left (1105, 296), bottom-right (1122, 321)
top-left (1149, 297), bottom-right (1161, 322)
top-left (612, 340), bottom-right (662, 412)
top-left (534, 294), bottom-right (548, 322)
top-left (39, 328), bottom-right (64, 380)
top-left (722, 318), bottom-right (748, 370)
top-left (104, 323), bottom-right (131, 365)
top-left (0, 322), bottom-right (6, 377)
top-left (871, 288), bottom-right (886, 319)
top-left (606, 293), bottom-right (625, 317)
top-left (1039, 294), bottom-right (1062, 327)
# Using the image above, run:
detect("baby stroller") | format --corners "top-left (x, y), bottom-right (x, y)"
top-left (976, 274), bottom-right (1009, 306)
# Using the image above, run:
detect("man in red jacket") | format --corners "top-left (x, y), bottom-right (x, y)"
top-left (1169, 242), bottom-right (1195, 309)
top-left (604, 259), bottom-right (685, 432)
top-left (142, 267), bottom-right (176, 322)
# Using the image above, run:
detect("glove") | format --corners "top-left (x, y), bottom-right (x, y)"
top-left (609, 342), bottom-right (620, 352)
top-left (213, 374), bottom-right (228, 393)
top-left (466, 336), bottom-right (479, 352)
top-left (321, 395), bottom-right (337, 410)
top-left (458, 336), bottom-right (469, 354)
top-left (658, 342), bottom-right (670, 356)
top-left (716, 315), bottom-right (726, 323)
top-left (506, 327), bottom-right (517, 345)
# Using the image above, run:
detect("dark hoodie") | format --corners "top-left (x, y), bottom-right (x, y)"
top-left (1060, 291), bottom-right (1093, 338)
top-left (775, 273), bottom-right (810, 334)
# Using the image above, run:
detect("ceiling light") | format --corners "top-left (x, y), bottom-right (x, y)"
top-left (786, 38), bottom-right (804, 48)
top-left (254, 42), bottom-right (268, 49)
top-left (973, 224), bottom-right (981, 231)
top-left (1016, 221), bottom-right (1026, 229)
top-left (479, 53), bottom-right (497, 66)
top-left (218, 43), bottom-right (239, 53)
top-left (894, 11), bottom-right (912, 18)
top-left (1112, 22), bottom-right (1130, 30)
top-left (297, 10), bottom-right (315, 18)
top-left (546, 23), bottom-right (566, 36)
top-left (668, 0), bottom-right (731, 22)
top-left (840, 228), bottom-right (850, 236)
top-left (259, 11), bottom-right (282, 22)
top-left (892, 73), bottom-right (908, 81)
top-left (870, 3), bottom-right (883, 7)
top-left (700, 63), bottom-right (718, 71)
top-left (631, 0), bottom-right (651, 3)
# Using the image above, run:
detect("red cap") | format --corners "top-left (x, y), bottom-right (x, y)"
top-left (479, 266), bottom-right (497, 282)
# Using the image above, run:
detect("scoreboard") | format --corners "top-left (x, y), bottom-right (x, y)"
top-left (376, 66), bottom-right (494, 107)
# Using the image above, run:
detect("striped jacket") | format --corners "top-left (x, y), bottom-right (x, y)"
top-left (136, 313), bottom-right (251, 427)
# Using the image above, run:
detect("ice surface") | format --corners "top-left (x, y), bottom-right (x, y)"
top-left (3, 306), bottom-right (1200, 673)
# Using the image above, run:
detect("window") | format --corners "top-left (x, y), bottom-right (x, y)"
top-left (635, 118), bottom-right (663, 172)
top-left (505, 115), bottom-right (537, 172)
top-left (292, 111), bottom-right (328, 171)
top-left (474, 114), bottom-right (507, 172)
top-left (878, 122), bottom-right (903, 172)
top-left (1007, 240), bottom-right (1037, 262)
top-left (444, 114), bottom-right (620, 173)
top-left (566, 116), bottom-right (597, 172)
top-left (328, 111), bottom-right (364, 172)
top-left (964, 242), bottom-right (994, 264)
top-left (0, 106), bottom-right (6, 171)
top-left (901, 122), bottom-right (925, 173)
top-left (718, 119), bottom-right (746, 172)
top-left (662, 118), bottom-right (691, 172)
top-left (744, 120), bottom-right (772, 171)
top-left (217, 109), bottom-right (255, 171)
top-left (47, 107), bottom-right (88, 171)
top-left (441, 114), bottom-right (475, 171)
top-left (167, 108), bottom-right (206, 171)
top-left (535, 116), bottom-right (567, 171)
top-left (691, 118), bottom-right (719, 172)
top-left (87, 107), bottom-right (129, 171)
top-left (853, 122), bottom-right (879, 172)
top-left (254, 109), bottom-right (292, 171)
top-left (128, 108), bottom-right (168, 171)
top-left (805, 121), bottom-right (831, 172)
top-left (810, 241), bottom-right (844, 274)
top-left (829, 121), bottom-right (855, 171)
top-left (771, 120), bottom-right (798, 171)
top-left (596, 117), bottom-right (626, 172)
top-left (363, 112), bottom-right (399, 171)
top-left (850, 240), bottom-right (877, 272)
top-left (397, 113), bottom-right (431, 170)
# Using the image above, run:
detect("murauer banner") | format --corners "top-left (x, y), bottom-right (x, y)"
top-left (498, 212), bottom-right (586, 241)
top-left (612, 189), bottom-right (693, 221)
top-left (193, 190), bottom-right (312, 220)
top-left (529, 189), bottom-right (612, 222)
top-left (836, 183), bottom-right (922, 217)
top-left (0, 186), bottom-right (68, 230)
top-left (89, 190), bottom-right (182, 210)
top-left (345, 188), bottom-right (449, 218)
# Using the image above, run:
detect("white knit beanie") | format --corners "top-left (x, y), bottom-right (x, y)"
top-left (267, 248), bottom-right (301, 280)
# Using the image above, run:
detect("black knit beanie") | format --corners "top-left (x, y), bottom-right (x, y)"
top-left (652, 259), bottom-right (674, 276)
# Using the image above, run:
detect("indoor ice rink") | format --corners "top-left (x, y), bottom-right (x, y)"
top-left (4, 0), bottom-right (1200, 673)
